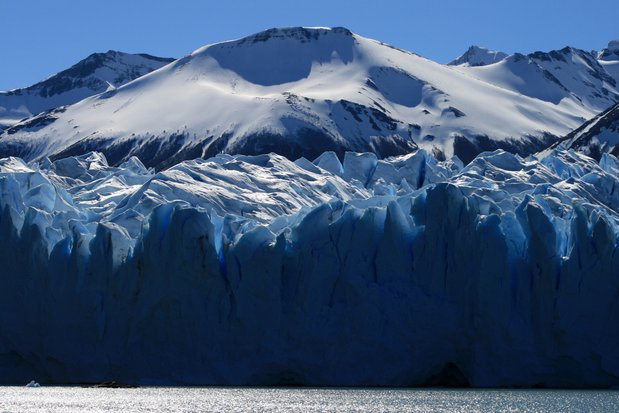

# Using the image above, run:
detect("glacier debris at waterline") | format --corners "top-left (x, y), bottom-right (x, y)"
top-left (0, 148), bottom-right (618, 387)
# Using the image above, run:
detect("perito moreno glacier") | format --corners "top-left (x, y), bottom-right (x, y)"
top-left (0, 147), bottom-right (618, 387)
top-left (2, 26), bottom-right (619, 388)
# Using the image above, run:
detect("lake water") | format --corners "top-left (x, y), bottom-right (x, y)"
top-left (0, 387), bottom-right (617, 412)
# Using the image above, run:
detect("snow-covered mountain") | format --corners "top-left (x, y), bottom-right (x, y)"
top-left (452, 46), bottom-right (619, 114)
top-left (598, 40), bottom-right (619, 60)
top-left (0, 147), bottom-right (618, 386)
top-left (0, 51), bottom-right (174, 129)
top-left (2, 27), bottom-right (617, 169)
top-left (598, 40), bottom-right (619, 85)
top-left (549, 101), bottom-right (619, 159)
top-left (448, 45), bottom-right (508, 66)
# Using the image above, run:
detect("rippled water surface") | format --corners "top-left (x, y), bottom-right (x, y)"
top-left (0, 387), bottom-right (618, 412)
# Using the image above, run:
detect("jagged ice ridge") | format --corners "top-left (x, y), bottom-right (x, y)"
top-left (0, 148), bottom-right (618, 386)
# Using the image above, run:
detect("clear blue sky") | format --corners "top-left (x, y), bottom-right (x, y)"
top-left (1, 0), bottom-right (618, 90)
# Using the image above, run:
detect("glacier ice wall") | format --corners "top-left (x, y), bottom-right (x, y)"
top-left (0, 149), bottom-right (618, 387)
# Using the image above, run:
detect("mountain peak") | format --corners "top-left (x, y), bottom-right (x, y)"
top-left (0, 51), bottom-right (174, 129)
top-left (200, 26), bottom-right (357, 52)
top-left (448, 45), bottom-right (507, 66)
top-left (599, 40), bottom-right (619, 61)
top-left (27, 51), bottom-right (174, 97)
top-left (239, 26), bottom-right (354, 44)
top-left (189, 26), bottom-right (358, 87)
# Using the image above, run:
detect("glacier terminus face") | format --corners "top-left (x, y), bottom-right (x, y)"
top-left (0, 147), bottom-right (618, 387)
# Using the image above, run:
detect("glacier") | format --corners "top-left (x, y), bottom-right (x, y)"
top-left (0, 148), bottom-right (618, 387)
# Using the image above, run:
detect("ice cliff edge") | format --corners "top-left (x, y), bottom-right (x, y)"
top-left (0, 148), bottom-right (618, 387)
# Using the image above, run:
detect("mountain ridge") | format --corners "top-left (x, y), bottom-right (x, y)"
top-left (2, 27), bottom-right (619, 168)
top-left (0, 50), bottom-right (174, 129)
top-left (548, 101), bottom-right (619, 159)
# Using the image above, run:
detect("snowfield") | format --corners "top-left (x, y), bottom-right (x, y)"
top-left (0, 147), bottom-right (618, 387)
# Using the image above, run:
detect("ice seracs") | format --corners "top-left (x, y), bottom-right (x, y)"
top-left (0, 147), bottom-right (618, 387)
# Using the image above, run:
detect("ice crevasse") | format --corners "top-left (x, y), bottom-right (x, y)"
top-left (0, 148), bottom-right (618, 387)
